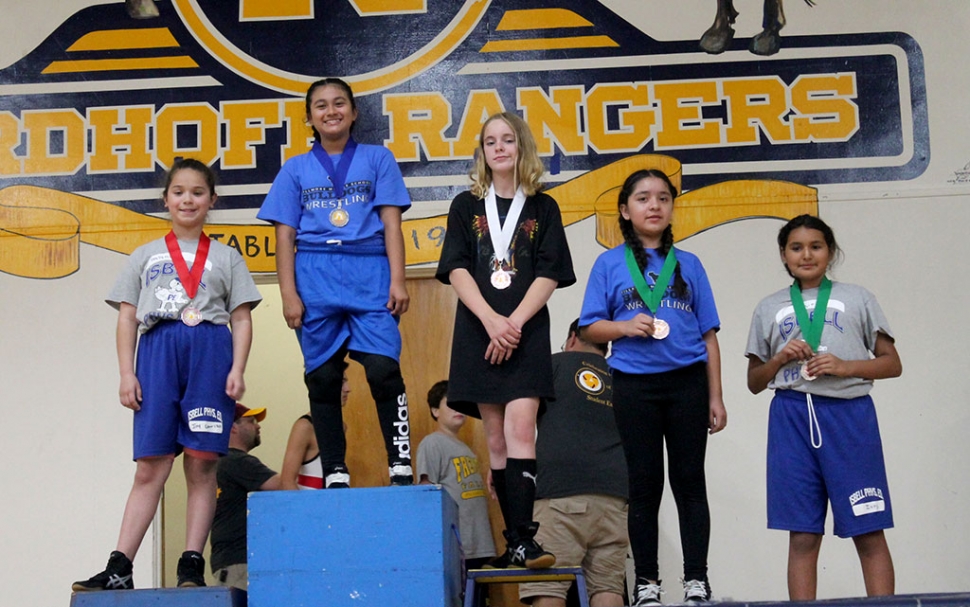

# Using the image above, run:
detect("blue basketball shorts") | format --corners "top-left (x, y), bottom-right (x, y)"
top-left (766, 390), bottom-right (893, 538)
top-left (132, 321), bottom-right (235, 459)
top-left (294, 250), bottom-right (401, 373)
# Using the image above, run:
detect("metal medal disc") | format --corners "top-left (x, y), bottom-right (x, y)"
top-left (652, 318), bottom-right (670, 340)
top-left (329, 208), bottom-right (350, 227)
top-left (181, 306), bottom-right (203, 327)
top-left (491, 269), bottom-right (511, 290)
top-left (800, 364), bottom-right (816, 381)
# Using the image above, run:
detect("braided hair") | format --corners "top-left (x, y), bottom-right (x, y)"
top-left (617, 169), bottom-right (688, 300)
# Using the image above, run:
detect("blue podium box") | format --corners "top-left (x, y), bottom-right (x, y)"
top-left (70, 587), bottom-right (245, 607)
top-left (248, 485), bottom-right (462, 607)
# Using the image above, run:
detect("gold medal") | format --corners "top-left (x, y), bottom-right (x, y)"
top-left (181, 306), bottom-right (202, 327)
top-left (490, 269), bottom-right (511, 290)
top-left (329, 208), bottom-right (349, 227)
top-left (652, 318), bottom-right (670, 340)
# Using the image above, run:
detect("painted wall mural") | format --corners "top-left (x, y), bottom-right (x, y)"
top-left (0, 0), bottom-right (927, 278)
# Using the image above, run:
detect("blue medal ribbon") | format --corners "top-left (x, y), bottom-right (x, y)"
top-left (310, 137), bottom-right (358, 199)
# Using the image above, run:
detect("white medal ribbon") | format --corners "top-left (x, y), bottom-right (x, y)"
top-left (484, 184), bottom-right (526, 268)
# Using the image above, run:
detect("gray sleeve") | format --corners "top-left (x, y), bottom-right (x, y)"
top-left (106, 250), bottom-right (144, 310)
top-left (745, 300), bottom-right (772, 361)
top-left (862, 288), bottom-right (894, 350)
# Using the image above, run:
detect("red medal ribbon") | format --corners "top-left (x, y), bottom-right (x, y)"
top-left (164, 231), bottom-right (210, 300)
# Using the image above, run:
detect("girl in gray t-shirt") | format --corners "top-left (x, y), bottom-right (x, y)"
top-left (746, 214), bottom-right (901, 601)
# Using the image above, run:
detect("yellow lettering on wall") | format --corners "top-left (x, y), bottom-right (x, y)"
top-left (22, 109), bottom-right (85, 176)
top-left (281, 99), bottom-right (313, 164)
top-left (790, 74), bottom-right (859, 141)
top-left (723, 77), bottom-right (792, 144)
top-left (0, 112), bottom-right (21, 176)
top-left (383, 93), bottom-right (453, 161)
top-left (653, 81), bottom-right (721, 148)
top-left (87, 106), bottom-right (154, 172)
top-left (155, 103), bottom-right (220, 168)
top-left (585, 83), bottom-right (653, 153)
top-left (221, 101), bottom-right (282, 169)
top-left (519, 86), bottom-right (586, 155)
top-left (453, 90), bottom-right (505, 158)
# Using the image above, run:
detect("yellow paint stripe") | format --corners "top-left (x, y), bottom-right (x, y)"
top-left (480, 35), bottom-right (618, 53)
top-left (67, 28), bottom-right (180, 52)
top-left (496, 9), bottom-right (592, 30)
top-left (173, 0), bottom-right (490, 95)
top-left (41, 56), bottom-right (198, 74)
top-left (0, 156), bottom-right (817, 278)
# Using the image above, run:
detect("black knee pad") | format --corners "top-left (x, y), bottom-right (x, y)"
top-left (304, 358), bottom-right (345, 403)
top-left (358, 354), bottom-right (405, 401)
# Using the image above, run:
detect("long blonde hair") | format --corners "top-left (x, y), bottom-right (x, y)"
top-left (469, 112), bottom-right (545, 199)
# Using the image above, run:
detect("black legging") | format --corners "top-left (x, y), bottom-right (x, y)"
top-left (612, 363), bottom-right (711, 581)
top-left (305, 347), bottom-right (410, 475)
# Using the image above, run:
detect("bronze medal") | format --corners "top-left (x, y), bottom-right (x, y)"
top-left (181, 306), bottom-right (202, 327)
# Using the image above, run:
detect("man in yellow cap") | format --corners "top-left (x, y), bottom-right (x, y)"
top-left (210, 403), bottom-right (281, 590)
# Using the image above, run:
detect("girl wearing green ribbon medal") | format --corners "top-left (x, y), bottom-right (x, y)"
top-left (579, 169), bottom-right (726, 606)
top-left (745, 214), bottom-right (901, 601)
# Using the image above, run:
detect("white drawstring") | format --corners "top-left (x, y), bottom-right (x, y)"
top-left (807, 393), bottom-right (822, 449)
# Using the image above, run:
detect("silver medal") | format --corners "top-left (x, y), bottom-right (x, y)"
top-left (652, 318), bottom-right (670, 340)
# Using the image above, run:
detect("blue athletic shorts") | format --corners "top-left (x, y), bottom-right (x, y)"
top-left (295, 250), bottom-right (401, 373)
top-left (132, 321), bottom-right (235, 459)
top-left (767, 390), bottom-right (893, 538)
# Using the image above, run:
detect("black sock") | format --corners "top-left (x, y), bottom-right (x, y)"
top-left (505, 457), bottom-right (537, 531)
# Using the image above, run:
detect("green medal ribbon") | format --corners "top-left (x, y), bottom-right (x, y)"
top-left (624, 245), bottom-right (677, 315)
top-left (789, 276), bottom-right (832, 351)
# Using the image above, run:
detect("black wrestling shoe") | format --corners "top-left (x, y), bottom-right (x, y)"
top-left (176, 551), bottom-right (206, 588)
top-left (72, 551), bottom-right (134, 591)
top-left (482, 529), bottom-right (519, 569)
top-left (509, 522), bottom-right (556, 569)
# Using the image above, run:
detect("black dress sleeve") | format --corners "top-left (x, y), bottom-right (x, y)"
top-left (435, 191), bottom-right (476, 285)
top-left (533, 192), bottom-right (576, 288)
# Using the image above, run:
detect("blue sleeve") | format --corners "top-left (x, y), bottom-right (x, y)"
top-left (580, 253), bottom-right (613, 327)
top-left (688, 256), bottom-right (720, 334)
top-left (257, 160), bottom-right (303, 228)
top-left (373, 147), bottom-right (411, 212)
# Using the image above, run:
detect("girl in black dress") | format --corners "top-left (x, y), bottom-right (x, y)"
top-left (436, 112), bottom-right (574, 568)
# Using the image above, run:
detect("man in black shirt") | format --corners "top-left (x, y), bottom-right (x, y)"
top-left (210, 403), bottom-right (281, 590)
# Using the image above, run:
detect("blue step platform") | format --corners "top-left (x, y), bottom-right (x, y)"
top-left (70, 587), bottom-right (245, 607)
top-left (247, 485), bottom-right (462, 607)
